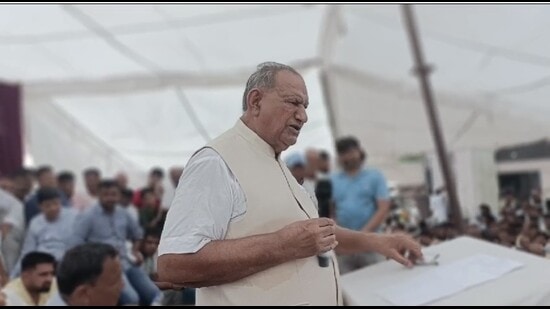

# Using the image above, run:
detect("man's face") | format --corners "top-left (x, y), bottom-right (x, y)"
top-left (0, 177), bottom-right (14, 193)
top-left (23, 263), bottom-right (55, 293)
top-left (142, 192), bottom-right (157, 208)
top-left (38, 171), bottom-right (56, 189)
top-left (85, 174), bottom-right (100, 193)
top-left (318, 157), bottom-right (330, 174)
top-left (115, 173), bottom-right (128, 189)
top-left (338, 147), bottom-right (363, 172)
top-left (59, 180), bottom-right (75, 199)
top-left (87, 256), bottom-right (124, 306)
top-left (14, 175), bottom-right (33, 198)
top-left (40, 198), bottom-right (61, 221)
top-left (142, 236), bottom-right (160, 257)
top-left (169, 168), bottom-right (184, 187)
top-left (120, 195), bottom-right (131, 207)
top-left (305, 150), bottom-right (319, 178)
top-left (254, 71), bottom-right (309, 154)
top-left (148, 175), bottom-right (163, 187)
top-left (99, 186), bottom-right (120, 211)
top-left (289, 165), bottom-right (306, 185)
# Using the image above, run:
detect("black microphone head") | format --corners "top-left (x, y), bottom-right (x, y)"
top-left (317, 253), bottom-right (330, 268)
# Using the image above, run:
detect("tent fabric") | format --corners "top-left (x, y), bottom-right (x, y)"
top-left (1, 4), bottom-right (550, 184)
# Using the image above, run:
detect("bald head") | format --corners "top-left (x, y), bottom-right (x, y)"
top-left (115, 172), bottom-right (128, 190)
top-left (305, 149), bottom-right (320, 179)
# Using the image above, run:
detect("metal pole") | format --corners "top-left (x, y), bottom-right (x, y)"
top-left (401, 4), bottom-right (464, 232)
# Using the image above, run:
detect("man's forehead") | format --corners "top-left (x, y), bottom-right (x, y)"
top-left (274, 71), bottom-right (307, 90)
top-left (35, 263), bottom-right (54, 272)
top-left (102, 258), bottom-right (121, 275)
top-left (274, 83), bottom-right (308, 101)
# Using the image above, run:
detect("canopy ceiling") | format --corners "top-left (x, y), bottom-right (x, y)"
top-left (2, 4), bottom-right (550, 185)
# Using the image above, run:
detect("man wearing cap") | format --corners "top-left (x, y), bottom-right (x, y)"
top-left (285, 152), bottom-right (318, 207)
top-left (284, 152), bottom-right (307, 185)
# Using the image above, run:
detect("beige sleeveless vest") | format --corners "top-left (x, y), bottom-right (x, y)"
top-left (195, 120), bottom-right (341, 306)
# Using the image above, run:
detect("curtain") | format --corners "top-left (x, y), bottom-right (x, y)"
top-left (0, 83), bottom-right (22, 175)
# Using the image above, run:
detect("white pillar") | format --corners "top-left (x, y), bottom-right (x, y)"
top-left (428, 149), bottom-right (499, 221)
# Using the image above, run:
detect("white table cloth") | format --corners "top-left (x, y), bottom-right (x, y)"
top-left (340, 236), bottom-right (550, 306)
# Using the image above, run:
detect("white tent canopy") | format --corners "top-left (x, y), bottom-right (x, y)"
top-left (2, 4), bottom-right (550, 186)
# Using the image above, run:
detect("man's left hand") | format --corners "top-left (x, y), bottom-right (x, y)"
top-left (373, 233), bottom-right (423, 268)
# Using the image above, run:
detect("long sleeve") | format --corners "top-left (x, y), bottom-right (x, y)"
top-left (9, 222), bottom-right (38, 278)
top-left (69, 212), bottom-right (91, 248)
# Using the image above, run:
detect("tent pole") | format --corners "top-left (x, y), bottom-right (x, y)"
top-left (318, 5), bottom-right (343, 139)
top-left (319, 69), bottom-right (340, 138)
top-left (401, 4), bottom-right (464, 233)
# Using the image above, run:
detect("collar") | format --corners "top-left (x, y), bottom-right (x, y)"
top-left (234, 119), bottom-right (277, 159)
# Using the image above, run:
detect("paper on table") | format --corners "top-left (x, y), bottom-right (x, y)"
top-left (375, 254), bottom-right (524, 306)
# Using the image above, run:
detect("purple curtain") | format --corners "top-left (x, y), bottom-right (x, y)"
top-left (0, 83), bottom-right (22, 176)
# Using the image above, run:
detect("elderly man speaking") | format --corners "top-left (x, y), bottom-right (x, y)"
top-left (157, 62), bottom-right (422, 306)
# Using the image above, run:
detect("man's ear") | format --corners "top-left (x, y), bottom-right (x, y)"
top-left (20, 271), bottom-right (28, 282)
top-left (71, 285), bottom-right (91, 305)
top-left (246, 89), bottom-right (263, 116)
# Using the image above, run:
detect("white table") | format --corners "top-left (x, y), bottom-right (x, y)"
top-left (341, 236), bottom-right (550, 306)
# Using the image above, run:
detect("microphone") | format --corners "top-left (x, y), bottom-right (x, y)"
top-left (317, 251), bottom-right (331, 268)
top-left (315, 179), bottom-right (332, 218)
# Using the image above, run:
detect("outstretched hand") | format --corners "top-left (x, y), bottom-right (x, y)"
top-left (374, 233), bottom-right (423, 268)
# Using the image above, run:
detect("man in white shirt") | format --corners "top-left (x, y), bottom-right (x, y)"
top-left (157, 62), bottom-right (423, 306)
top-left (429, 187), bottom-right (449, 226)
top-left (284, 152), bottom-right (317, 206)
top-left (303, 148), bottom-right (320, 198)
top-left (72, 168), bottom-right (101, 213)
top-left (120, 189), bottom-right (139, 223)
top-left (0, 187), bottom-right (25, 274)
top-left (3, 252), bottom-right (57, 306)
top-left (160, 167), bottom-right (184, 211)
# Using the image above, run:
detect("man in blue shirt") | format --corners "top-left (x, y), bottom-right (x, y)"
top-left (331, 137), bottom-right (390, 273)
top-left (12, 188), bottom-right (77, 278)
top-left (70, 180), bottom-right (161, 306)
top-left (24, 166), bottom-right (69, 225)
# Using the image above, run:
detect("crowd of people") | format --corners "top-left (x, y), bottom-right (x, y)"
top-left (385, 187), bottom-right (550, 259)
top-left (0, 70), bottom-right (411, 305)
top-left (1, 61), bottom-right (549, 306)
top-left (0, 165), bottom-right (194, 306)
top-left (284, 139), bottom-right (550, 266)
top-left (1, 139), bottom-right (549, 305)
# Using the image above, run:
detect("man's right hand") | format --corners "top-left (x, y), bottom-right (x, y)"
top-left (277, 218), bottom-right (338, 260)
